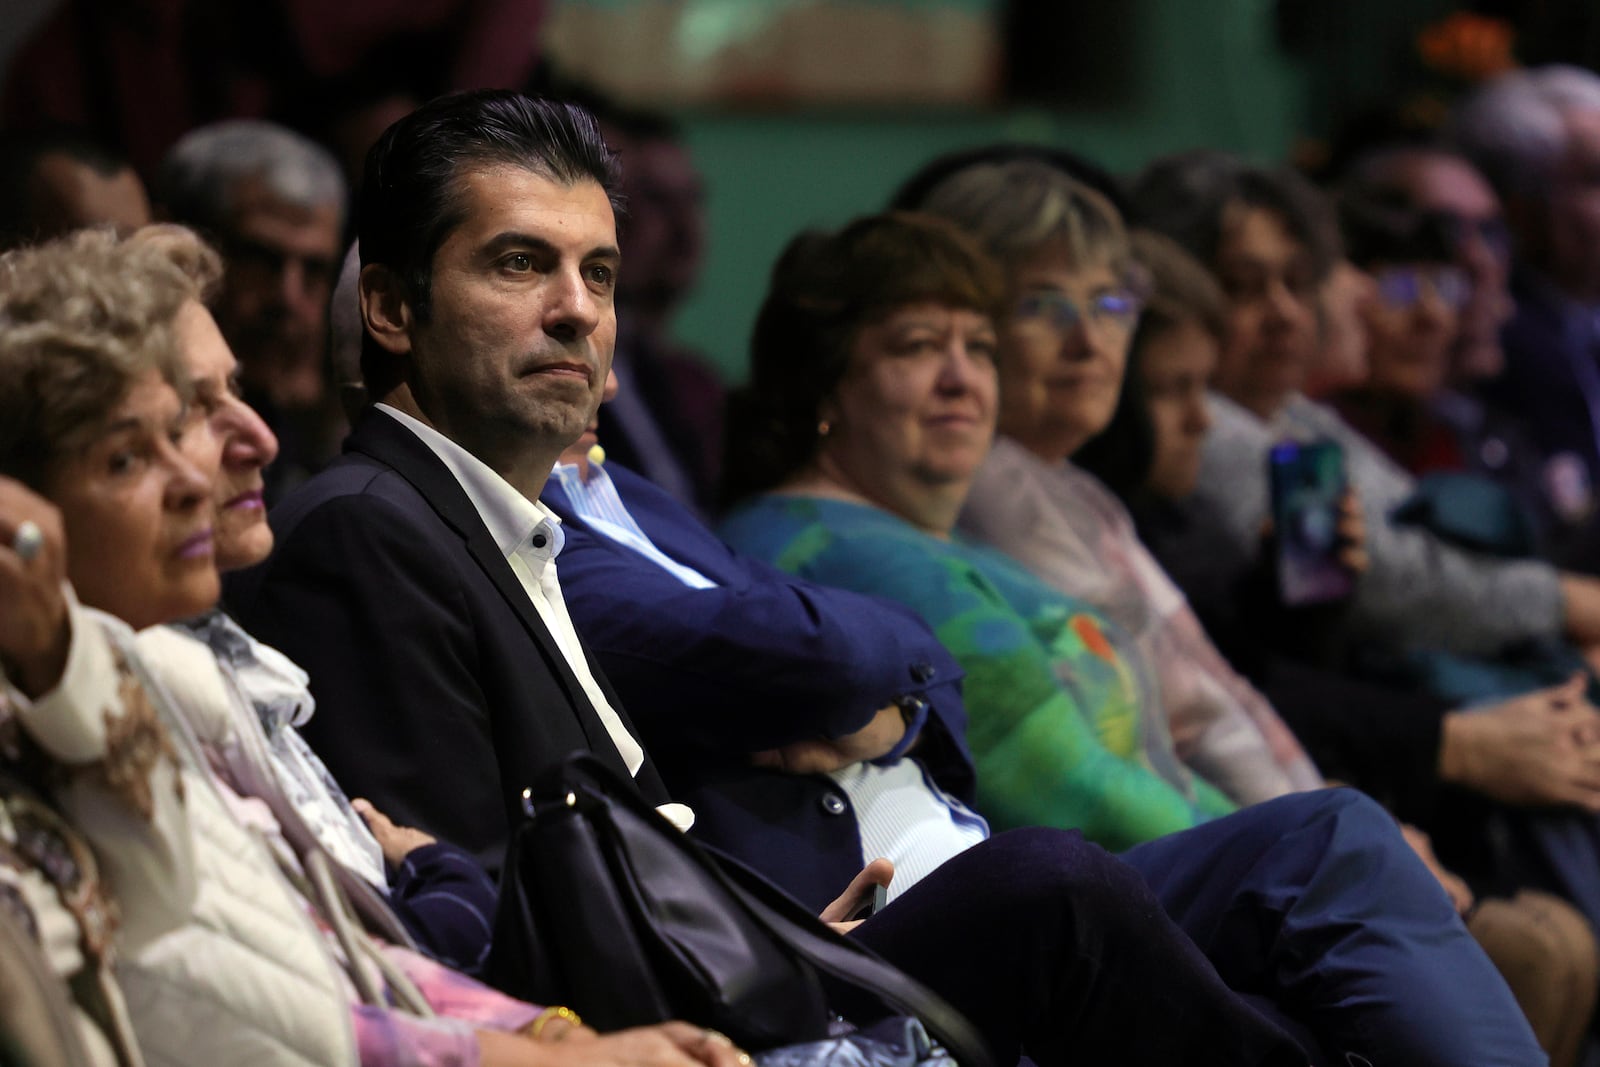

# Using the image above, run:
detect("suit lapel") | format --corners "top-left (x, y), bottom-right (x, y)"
top-left (343, 413), bottom-right (619, 759)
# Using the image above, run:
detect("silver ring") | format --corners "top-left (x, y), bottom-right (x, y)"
top-left (11, 520), bottom-right (42, 563)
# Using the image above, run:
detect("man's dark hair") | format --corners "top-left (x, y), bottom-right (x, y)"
top-left (0, 128), bottom-right (133, 250)
top-left (357, 90), bottom-right (622, 391)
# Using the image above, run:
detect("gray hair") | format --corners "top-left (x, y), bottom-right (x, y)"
top-left (918, 159), bottom-right (1135, 279)
top-left (0, 225), bottom-right (221, 488)
top-left (1449, 65), bottom-right (1600, 198)
top-left (157, 120), bottom-right (347, 232)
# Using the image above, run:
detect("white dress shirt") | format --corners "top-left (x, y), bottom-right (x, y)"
top-left (375, 406), bottom-right (676, 804)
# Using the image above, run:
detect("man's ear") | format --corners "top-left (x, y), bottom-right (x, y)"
top-left (360, 264), bottom-right (414, 355)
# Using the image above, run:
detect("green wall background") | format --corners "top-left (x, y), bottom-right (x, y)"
top-left (672, 0), bottom-right (1311, 382)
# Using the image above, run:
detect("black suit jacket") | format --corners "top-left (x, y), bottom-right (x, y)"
top-left (227, 409), bottom-right (669, 875)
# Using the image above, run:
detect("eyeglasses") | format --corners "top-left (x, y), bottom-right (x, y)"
top-left (1013, 288), bottom-right (1143, 336)
top-left (1372, 266), bottom-right (1472, 311)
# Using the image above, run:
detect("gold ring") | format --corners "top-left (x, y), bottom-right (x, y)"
top-left (528, 1005), bottom-right (583, 1040)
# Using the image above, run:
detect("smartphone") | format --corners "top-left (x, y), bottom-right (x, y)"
top-left (849, 883), bottom-right (890, 921)
top-left (1267, 438), bottom-right (1354, 606)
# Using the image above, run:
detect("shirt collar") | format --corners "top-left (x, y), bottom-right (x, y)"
top-left (376, 403), bottom-right (563, 562)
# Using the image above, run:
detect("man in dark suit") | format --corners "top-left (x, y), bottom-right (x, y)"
top-left (226, 91), bottom-right (682, 868)
top-left (229, 90), bottom-right (1544, 1067)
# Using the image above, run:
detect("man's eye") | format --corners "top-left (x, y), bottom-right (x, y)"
top-left (585, 263), bottom-right (616, 287)
top-left (504, 253), bottom-right (533, 272)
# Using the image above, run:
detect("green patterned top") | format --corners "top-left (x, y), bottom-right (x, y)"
top-left (719, 494), bottom-right (1235, 851)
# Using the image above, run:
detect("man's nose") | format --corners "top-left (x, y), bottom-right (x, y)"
top-left (545, 269), bottom-right (604, 340)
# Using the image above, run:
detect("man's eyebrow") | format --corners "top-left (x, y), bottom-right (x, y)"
top-left (481, 232), bottom-right (558, 258)
top-left (481, 231), bottom-right (620, 260)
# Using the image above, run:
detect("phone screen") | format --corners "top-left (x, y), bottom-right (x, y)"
top-left (1268, 439), bottom-right (1354, 606)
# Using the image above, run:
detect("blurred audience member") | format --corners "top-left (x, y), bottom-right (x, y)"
top-left (1076, 231), bottom-right (1600, 1065)
top-left (0, 128), bottom-right (150, 250)
top-left (914, 163), bottom-right (1320, 806)
top-left (1331, 148), bottom-right (1570, 557)
top-left (157, 119), bottom-right (347, 499)
top-left (1452, 66), bottom-right (1600, 572)
top-left (1328, 192), bottom-right (1473, 471)
top-left (330, 240), bottom-right (369, 418)
top-left (1341, 147), bottom-right (1512, 384)
top-left (1305, 259), bottom-right (1374, 397)
top-left (1128, 149), bottom-right (1600, 667)
top-left (597, 106), bottom-right (722, 511)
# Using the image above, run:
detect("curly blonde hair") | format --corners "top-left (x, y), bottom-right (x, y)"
top-left (0, 225), bottom-right (223, 488)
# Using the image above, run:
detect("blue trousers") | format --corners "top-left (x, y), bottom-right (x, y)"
top-left (855, 789), bottom-right (1544, 1067)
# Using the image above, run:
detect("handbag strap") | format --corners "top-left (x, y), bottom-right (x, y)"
top-left (705, 852), bottom-right (994, 1067)
top-left (555, 755), bottom-right (996, 1067)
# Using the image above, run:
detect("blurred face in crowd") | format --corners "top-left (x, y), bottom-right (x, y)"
top-left (1388, 154), bottom-right (1510, 382)
top-left (1541, 108), bottom-right (1600, 304)
top-left (45, 369), bottom-right (219, 630)
top-left (617, 135), bottom-right (706, 313)
top-left (1305, 260), bottom-right (1375, 398)
top-left (1211, 205), bottom-right (1319, 420)
top-left (366, 165), bottom-right (618, 480)
top-left (1357, 263), bottom-right (1467, 400)
top-left (557, 368), bottom-right (621, 481)
top-left (177, 299), bottom-right (281, 571)
top-left (1000, 243), bottom-right (1142, 463)
top-left (215, 176), bottom-right (342, 410)
top-left (1139, 318), bottom-right (1217, 500)
top-left (817, 301), bottom-right (998, 534)
top-left (28, 153), bottom-right (151, 239)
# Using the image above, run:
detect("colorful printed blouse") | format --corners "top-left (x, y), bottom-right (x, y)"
top-left (719, 495), bottom-right (1234, 852)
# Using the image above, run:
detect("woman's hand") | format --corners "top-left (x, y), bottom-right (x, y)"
top-left (1438, 674), bottom-right (1600, 811)
top-left (0, 478), bottom-right (71, 697)
top-left (480, 1022), bottom-right (752, 1067)
top-left (1334, 488), bottom-right (1369, 575)
top-left (351, 798), bottom-right (437, 866)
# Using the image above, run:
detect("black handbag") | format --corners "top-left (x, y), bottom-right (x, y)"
top-left (487, 753), bottom-right (993, 1067)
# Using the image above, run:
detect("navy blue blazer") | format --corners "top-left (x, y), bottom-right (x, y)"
top-left (542, 461), bottom-right (976, 910)
top-left (227, 410), bottom-right (669, 878)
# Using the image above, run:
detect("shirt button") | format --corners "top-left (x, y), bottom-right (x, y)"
top-left (910, 661), bottom-right (935, 684)
top-left (820, 792), bottom-right (848, 816)
top-left (531, 533), bottom-right (548, 549)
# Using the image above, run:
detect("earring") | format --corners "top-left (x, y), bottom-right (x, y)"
top-left (817, 419), bottom-right (832, 437)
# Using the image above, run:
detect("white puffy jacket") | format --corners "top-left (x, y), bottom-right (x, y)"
top-left (12, 603), bottom-right (356, 1067)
